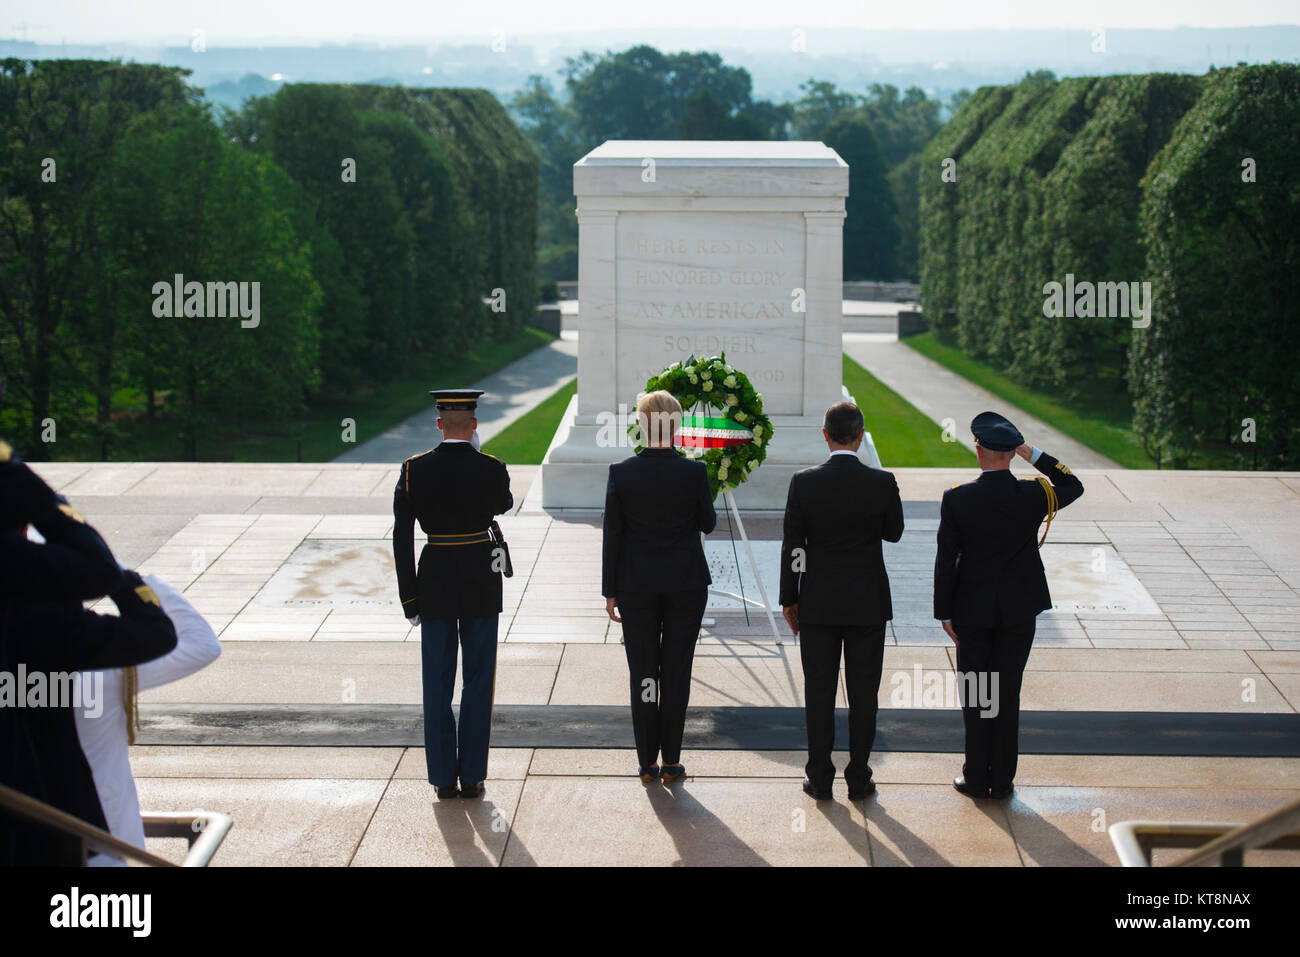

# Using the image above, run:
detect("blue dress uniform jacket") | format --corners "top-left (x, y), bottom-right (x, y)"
top-left (392, 442), bottom-right (512, 619)
top-left (933, 452), bottom-right (1084, 626)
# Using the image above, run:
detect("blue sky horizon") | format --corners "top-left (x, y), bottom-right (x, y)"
top-left (7, 1), bottom-right (1300, 46)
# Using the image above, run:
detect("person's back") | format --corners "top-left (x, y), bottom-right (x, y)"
top-left (602, 391), bottom-right (716, 785)
top-left (784, 456), bottom-right (903, 626)
top-left (779, 401), bottom-right (903, 801)
top-left (604, 448), bottom-right (714, 597)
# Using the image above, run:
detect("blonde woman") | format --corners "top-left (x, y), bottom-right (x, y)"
top-left (602, 391), bottom-right (716, 784)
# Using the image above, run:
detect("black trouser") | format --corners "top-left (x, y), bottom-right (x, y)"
top-left (618, 587), bottom-right (708, 769)
top-left (799, 621), bottom-right (887, 790)
top-left (953, 618), bottom-right (1036, 790)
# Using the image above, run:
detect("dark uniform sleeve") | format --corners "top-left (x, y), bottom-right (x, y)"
top-left (17, 570), bottom-right (177, 672)
top-left (779, 473), bottom-right (806, 608)
top-left (0, 523), bottom-right (124, 601)
top-left (496, 460), bottom-right (513, 515)
top-left (1031, 452), bottom-right (1084, 512)
top-left (601, 466), bottom-right (623, 599)
top-left (697, 463), bottom-right (716, 535)
top-left (882, 471), bottom-right (905, 543)
top-left (392, 460), bottom-right (420, 618)
top-left (933, 490), bottom-right (960, 621)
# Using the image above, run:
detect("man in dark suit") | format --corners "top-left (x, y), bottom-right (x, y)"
top-left (602, 391), bottom-right (716, 783)
top-left (934, 411), bottom-right (1084, 800)
top-left (780, 402), bottom-right (904, 801)
top-left (393, 390), bottom-right (513, 800)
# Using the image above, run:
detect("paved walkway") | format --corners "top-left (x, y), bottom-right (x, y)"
top-left (334, 333), bottom-right (577, 463)
top-left (843, 332), bottom-right (1121, 470)
top-left (27, 461), bottom-right (1300, 865)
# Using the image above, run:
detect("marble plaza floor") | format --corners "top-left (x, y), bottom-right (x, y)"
top-left (26, 461), bottom-right (1300, 866)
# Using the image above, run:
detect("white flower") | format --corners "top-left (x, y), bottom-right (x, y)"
top-left (702, 380), bottom-right (713, 392)
top-left (720, 457), bottom-right (731, 468)
top-left (724, 364), bottom-right (734, 374)
top-left (700, 370), bottom-right (712, 380)
top-left (669, 361), bottom-right (681, 371)
top-left (723, 375), bottom-right (737, 388)
top-left (735, 412), bottom-right (747, 422)
top-left (752, 424), bottom-right (763, 437)
top-left (726, 394), bottom-right (738, 406)
top-left (753, 435), bottom-right (762, 447)
top-left (717, 467), bottom-right (728, 481)
top-left (755, 393), bottom-right (763, 402)
top-left (688, 374), bottom-right (698, 385)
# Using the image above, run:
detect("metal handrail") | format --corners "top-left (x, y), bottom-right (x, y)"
top-left (1109, 794), bottom-right (1300, 866)
top-left (0, 782), bottom-right (231, 866)
top-left (1173, 793), bottom-right (1300, 867)
top-left (142, 811), bottom-right (234, 867)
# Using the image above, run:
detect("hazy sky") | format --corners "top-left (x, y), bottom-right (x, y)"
top-left (7, 0), bottom-right (1299, 45)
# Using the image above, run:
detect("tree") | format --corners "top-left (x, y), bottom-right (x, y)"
top-left (823, 115), bottom-right (898, 279)
top-left (104, 105), bottom-right (320, 458)
top-left (0, 58), bottom-right (195, 457)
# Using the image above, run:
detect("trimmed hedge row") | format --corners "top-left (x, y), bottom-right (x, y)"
top-left (918, 65), bottom-right (1299, 468)
top-left (351, 86), bottom-right (540, 342)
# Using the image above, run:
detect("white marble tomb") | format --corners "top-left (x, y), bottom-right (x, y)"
top-left (539, 140), bottom-right (853, 509)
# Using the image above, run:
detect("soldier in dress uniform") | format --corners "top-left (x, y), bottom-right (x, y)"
top-left (392, 390), bottom-right (513, 800)
top-left (933, 412), bottom-right (1084, 800)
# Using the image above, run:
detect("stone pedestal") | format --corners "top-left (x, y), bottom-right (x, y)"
top-left (540, 140), bottom-right (852, 508)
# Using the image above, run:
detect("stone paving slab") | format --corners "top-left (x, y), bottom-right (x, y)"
top-left (130, 747), bottom-right (1300, 867)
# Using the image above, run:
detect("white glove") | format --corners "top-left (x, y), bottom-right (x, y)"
top-left (470, 429), bottom-right (481, 451)
top-left (408, 615), bottom-right (421, 626)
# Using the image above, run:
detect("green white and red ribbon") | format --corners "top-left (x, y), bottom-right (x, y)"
top-left (678, 414), bottom-right (753, 449)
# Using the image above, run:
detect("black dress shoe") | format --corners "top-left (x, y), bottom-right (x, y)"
top-left (989, 785), bottom-right (1014, 800)
top-left (802, 778), bottom-right (832, 801)
top-left (847, 779), bottom-right (877, 800)
top-left (953, 776), bottom-right (989, 799)
top-left (460, 782), bottom-right (485, 799)
top-left (435, 785), bottom-right (460, 800)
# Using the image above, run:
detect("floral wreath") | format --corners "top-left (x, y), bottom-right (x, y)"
top-left (629, 353), bottom-right (774, 499)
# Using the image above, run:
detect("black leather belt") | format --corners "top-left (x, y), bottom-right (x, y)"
top-left (426, 531), bottom-right (491, 545)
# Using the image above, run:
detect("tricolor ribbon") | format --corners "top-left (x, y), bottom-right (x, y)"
top-left (678, 414), bottom-right (753, 449)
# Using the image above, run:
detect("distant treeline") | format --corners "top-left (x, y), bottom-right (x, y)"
top-left (920, 64), bottom-right (1299, 469)
top-left (509, 44), bottom-right (967, 284)
top-left (0, 59), bottom-right (537, 459)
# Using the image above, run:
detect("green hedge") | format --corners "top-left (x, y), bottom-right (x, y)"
top-left (351, 86), bottom-right (540, 341)
top-left (919, 65), bottom-right (1298, 467)
top-left (1132, 65), bottom-right (1300, 468)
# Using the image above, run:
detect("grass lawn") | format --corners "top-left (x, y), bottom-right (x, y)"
top-left (842, 355), bottom-right (975, 468)
top-left (42, 327), bottom-right (556, 462)
top-left (482, 377), bottom-right (576, 464)
top-left (481, 362), bottom-right (973, 468)
top-left (902, 332), bottom-right (1157, 469)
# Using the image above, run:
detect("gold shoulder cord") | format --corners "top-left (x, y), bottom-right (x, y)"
top-left (1035, 476), bottom-right (1058, 547)
top-left (123, 666), bottom-right (140, 744)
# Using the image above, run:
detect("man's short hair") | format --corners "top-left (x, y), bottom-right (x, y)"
top-left (823, 401), bottom-right (864, 445)
top-left (636, 390), bottom-right (682, 446)
top-left (439, 408), bottom-right (475, 432)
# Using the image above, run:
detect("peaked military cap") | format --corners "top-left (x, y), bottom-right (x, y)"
top-left (429, 389), bottom-right (484, 411)
top-left (971, 411), bottom-right (1023, 452)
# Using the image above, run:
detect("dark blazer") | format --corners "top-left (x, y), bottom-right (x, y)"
top-left (933, 452), bottom-right (1085, 626)
top-left (602, 448), bottom-right (716, 597)
top-left (393, 441), bottom-right (513, 619)
top-left (779, 454), bottom-right (905, 626)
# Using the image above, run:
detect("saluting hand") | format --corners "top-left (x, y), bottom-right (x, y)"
top-left (1014, 443), bottom-right (1033, 461)
top-left (605, 597), bottom-right (621, 623)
